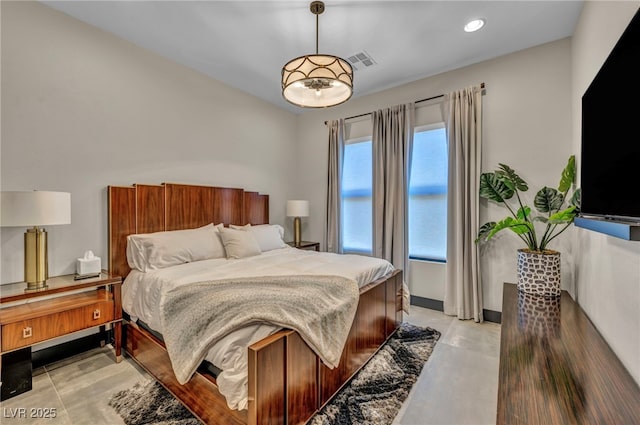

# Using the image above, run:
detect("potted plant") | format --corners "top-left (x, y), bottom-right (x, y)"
top-left (476, 155), bottom-right (580, 297)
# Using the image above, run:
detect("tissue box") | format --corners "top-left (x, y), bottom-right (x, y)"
top-left (77, 251), bottom-right (101, 276)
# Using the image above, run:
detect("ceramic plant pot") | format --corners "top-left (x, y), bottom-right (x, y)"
top-left (516, 249), bottom-right (561, 298)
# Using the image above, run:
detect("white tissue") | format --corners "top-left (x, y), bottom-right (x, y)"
top-left (77, 250), bottom-right (101, 275)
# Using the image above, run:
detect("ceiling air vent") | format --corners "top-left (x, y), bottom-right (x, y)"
top-left (347, 51), bottom-right (377, 71)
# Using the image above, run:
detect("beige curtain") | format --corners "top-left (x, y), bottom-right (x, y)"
top-left (443, 85), bottom-right (483, 322)
top-left (372, 104), bottom-right (414, 311)
top-left (325, 119), bottom-right (345, 254)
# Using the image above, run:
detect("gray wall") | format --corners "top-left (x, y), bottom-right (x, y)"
top-left (570, 0), bottom-right (640, 385)
top-left (0, 1), bottom-right (298, 283)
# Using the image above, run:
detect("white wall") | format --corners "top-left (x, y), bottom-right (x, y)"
top-left (0, 1), bottom-right (298, 283)
top-left (571, 0), bottom-right (640, 384)
top-left (294, 38), bottom-right (573, 312)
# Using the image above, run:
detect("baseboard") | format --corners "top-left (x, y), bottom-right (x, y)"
top-left (410, 295), bottom-right (502, 324)
top-left (410, 295), bottom-right (443, 311)
top-left (483, 309), bottom-right (502, 324)
top-left (32, 332), bottom-right (108, 369)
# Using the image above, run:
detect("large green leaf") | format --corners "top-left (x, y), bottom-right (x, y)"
top-left (479, 173), bottom-right (514, 203)
top-left (558, 155), bottom-right (576, 193)
top-left (548, 206), bottom-right (577, 224)
top-left (476, 222), bottom-right (496, 243)
top-left (512, 221), bottom-right (533, 235)
top-left (516, 206), bottom-right (532, 221)
top-left (487, 217), bottom-right (533, 239)
top-left (496, 164), bottom-right (529, 192)
top-left (570, 188), bottom-right (581, 209)
top-left (534, 187), bottom-right (563, 213)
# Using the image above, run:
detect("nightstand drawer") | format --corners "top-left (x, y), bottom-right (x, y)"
top-left (1, 300), bottom-right (114, 351)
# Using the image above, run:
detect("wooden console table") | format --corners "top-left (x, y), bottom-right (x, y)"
top-left (497, 283), bottom-right (640, 424)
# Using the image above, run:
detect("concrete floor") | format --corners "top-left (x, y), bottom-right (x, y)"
top-left (0, 306), bottom-right (501, 425)
top-left (394, 307), bottom-right (501, 425)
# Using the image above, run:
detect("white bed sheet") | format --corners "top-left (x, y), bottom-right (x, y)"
top-left (122, 246), bottom-right (395, 410)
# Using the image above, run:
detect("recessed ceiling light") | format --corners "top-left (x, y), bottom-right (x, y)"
top-left (464, 18), bottom-right (486, 33)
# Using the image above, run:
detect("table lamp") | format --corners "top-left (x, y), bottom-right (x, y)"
top-left (286, 200), bottom-right (309, 247)
top-left (1, 191), bottom-right (71, 292)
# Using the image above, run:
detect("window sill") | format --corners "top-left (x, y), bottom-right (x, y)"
top-left (409, 257), bottom-right (446, 264)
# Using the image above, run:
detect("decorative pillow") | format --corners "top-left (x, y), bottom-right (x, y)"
top-left (230, 224), bottom-right (286, 252)
top-left (126, 223), bottom-right (226, 272)
top-left (218, 226), bottom-right (262, 259)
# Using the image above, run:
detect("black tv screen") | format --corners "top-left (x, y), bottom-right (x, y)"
top-left (581, 8), bottom-right (640, 223)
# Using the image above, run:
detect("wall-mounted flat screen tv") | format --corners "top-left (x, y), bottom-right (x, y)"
top-left (580, 8), bottom-right (640, 223)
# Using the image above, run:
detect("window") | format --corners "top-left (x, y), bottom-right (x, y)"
top-left (340, 124), bottom-right (448, 261)
top-left (341, 137), bottom-right (372, 254)
top-left (408, 125), bottom-right (448, 261)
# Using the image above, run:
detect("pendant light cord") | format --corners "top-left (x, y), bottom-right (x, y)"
top-left (316, 8), bottom-right (319, 54)
top-left (311, 1), bottom-right (324, 54)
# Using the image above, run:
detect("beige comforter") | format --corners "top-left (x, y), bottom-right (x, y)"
top-left (160, 274), bottom-right (359, 385)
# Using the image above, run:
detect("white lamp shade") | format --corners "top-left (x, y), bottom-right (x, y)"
top-left (1, 191), bottom-right (71, 227)
top-left (286, 200), bottom-right (309, 217)
top-left (282, 55), bottom-right (353, 108)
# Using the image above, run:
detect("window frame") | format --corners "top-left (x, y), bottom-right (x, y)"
top-left (339, 124), bottom-right (449, 262)
top-left (408, 122), bottom-right (448, 263)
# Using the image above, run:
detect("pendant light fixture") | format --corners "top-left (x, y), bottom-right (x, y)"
top-left (281, 1), bottom-right (353, 108)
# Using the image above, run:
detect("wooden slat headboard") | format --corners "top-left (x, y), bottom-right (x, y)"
top-left (108, 182), bottom-right (269, 279)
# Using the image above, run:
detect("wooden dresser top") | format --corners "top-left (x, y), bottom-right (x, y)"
top-left (497, 283), bottom-right (640, 424)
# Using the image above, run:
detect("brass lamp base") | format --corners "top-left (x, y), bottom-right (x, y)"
top-left (294, 216), bottom-right (302, 246)
top-left (25, 282), bottom-right (49, 293)
top-left (24, 226), bottom-right (49, 292)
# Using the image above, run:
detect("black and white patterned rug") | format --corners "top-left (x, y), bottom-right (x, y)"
top-left (109, 323), bottom-right (440, 425)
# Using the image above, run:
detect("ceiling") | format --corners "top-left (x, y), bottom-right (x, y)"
top-left (41, 1), bottom-right (584, 113)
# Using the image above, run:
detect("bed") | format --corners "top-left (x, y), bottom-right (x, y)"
top-left (108, 182), bottom-right (403, 425)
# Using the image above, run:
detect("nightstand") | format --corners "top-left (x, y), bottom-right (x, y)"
top-left (287, 241), bottom-right (320, 251)
top-left (0, 272), bottom-right (122, 399)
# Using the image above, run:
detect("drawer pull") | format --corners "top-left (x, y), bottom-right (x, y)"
top-left (93, 309), bottom-right (101, 320)
top-left (23, 327), bottom-right (33, 339)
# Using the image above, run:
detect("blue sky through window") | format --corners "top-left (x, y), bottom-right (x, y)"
top-left (408, 127), bottom-right (447, 261)
top-left (341, 140), bottom-right (372, 253)
top-left (340, 127), bottom-right (448, 260)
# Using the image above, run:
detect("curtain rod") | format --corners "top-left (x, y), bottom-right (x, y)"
top-left (324, 82), bottom-right (485, 124)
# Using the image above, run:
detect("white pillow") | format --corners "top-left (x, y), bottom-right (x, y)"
top-left (218, 227), bottom-right (262, 259)
top-left (126, 223), bottom-right (226, 272)
top-left (230, 224), bottom-right (286, 252)
top-left (229, 224), bottom-right (287, 252)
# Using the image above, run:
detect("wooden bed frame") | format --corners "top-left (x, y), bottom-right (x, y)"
top-left (108, 182), bottom-right (403, 425)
